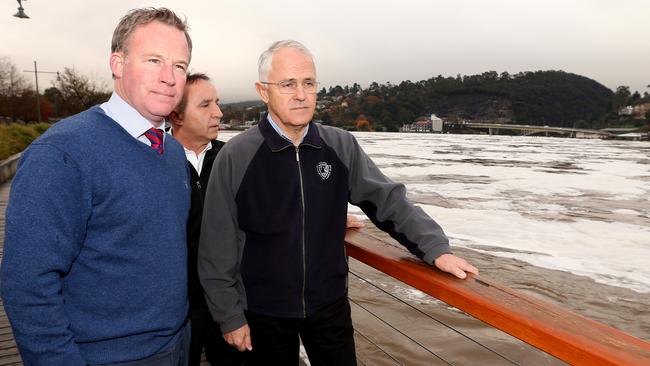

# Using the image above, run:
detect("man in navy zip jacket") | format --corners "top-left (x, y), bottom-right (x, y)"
top-left (198, 40), bottom-right (478, 365)
top-left (1, 8), bottom-right (193, 365)
top-left (171, 73), bottom-right (362, 365)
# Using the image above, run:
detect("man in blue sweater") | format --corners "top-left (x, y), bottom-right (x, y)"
top-left (1, 8), bottom-right (193, 365)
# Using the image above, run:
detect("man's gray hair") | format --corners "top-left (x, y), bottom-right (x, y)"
top-left (258, 40), bottom-right (315, 81)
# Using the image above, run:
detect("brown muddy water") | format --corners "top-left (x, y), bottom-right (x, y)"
top-left (342, 133), bottom-right (649, 365)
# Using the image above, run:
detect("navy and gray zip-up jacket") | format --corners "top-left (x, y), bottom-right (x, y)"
top-left (198, 116), bottom-right (450, 333)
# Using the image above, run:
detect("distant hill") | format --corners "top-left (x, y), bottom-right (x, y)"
top-left (222, 100), bottom-right (263, 109)
top-left (316, 70), bottom-right (614, 130)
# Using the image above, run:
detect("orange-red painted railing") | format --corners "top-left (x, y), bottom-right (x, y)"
top-left (344, 229), bottom-right (650, 366)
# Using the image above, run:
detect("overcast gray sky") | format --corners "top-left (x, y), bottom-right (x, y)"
top-left (3, 0), bottom-right (649, 103)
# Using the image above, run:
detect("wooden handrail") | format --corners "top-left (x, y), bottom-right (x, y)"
top-left (345, 229), bottom-right (650, 366)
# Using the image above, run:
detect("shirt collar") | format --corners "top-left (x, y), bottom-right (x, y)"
top-left (259, 114), bottom-right (322, 152)
top-left (182, 140), bottom-right (213, 157)
top-left (267, 113), bottom-right (309, 144)
top-left (167, 126), bottom-right (212, 156)
top-left (100, 92), bottom-right (165, 140)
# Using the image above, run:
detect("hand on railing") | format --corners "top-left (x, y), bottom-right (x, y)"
top-left (344, 230), bottom-right (650, 365)
top-left (346, 215), bottom-right (365, 229)
top-left (434, 253), bottom-right (479, 279)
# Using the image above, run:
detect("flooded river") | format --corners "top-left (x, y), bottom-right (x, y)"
top-left (347, 132), bottom-right (650, 341)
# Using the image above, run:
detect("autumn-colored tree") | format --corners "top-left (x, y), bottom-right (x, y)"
top-left (43, 87), bottom-right (63, 118)
top-left (14, 90), bottom-right (52, 122)
top-left (355, 114), bottom-right (371, 131)
top-left (14, 90), bottom-right (53, 122)
top-left (0, 90), bottom-right (52, 123)
top-left (366, 95), bottom-right (381, 104)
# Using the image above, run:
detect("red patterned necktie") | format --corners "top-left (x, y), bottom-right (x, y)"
top-left (144, 128), bottom-right (164, 154)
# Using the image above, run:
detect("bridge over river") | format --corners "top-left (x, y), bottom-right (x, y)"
top-left (447, 121), bottom-right (613, 138)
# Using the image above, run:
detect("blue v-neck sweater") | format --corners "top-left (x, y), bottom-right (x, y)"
top-left (1, 107), bottom-right (191, 364)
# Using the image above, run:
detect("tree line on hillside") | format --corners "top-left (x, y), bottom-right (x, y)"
top-left (314, 71), bottom-right (649, 131)
top-left (2, 55), bottom-right (648, 130)
top-left (223, 71), bottom-right (649, 131)
top-left (0, 56), bottom-right (110, 122)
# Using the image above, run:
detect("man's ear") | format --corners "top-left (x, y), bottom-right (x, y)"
top-left (110, 52), bottom-right (125, 79)
top-left (255, 82), bottom-right (269, 104)
top-left (169, 110), bottom-right (183, 126)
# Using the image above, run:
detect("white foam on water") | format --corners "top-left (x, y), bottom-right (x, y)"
top-left (350, 132), bottom-right (650, 293)
top-left (418, 204), bottom-right (650, 293)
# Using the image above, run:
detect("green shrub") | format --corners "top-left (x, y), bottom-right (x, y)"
top-left (32, 123), bottom-right (52, 135)
top-left (0, 123), bottom-right (52, 161)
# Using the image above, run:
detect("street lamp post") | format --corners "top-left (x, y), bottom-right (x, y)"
top-left (13, 0), bottom-right (29, 19)
top-left (23, 61), bottom-right (59, 123)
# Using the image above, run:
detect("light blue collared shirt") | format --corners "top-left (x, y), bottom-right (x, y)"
top-left (267, 114), bottom-right (309, 144)
top-left (100, 92), bottom-right (165, 146)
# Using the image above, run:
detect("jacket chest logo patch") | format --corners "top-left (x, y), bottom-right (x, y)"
top-left (316, 162), bottom-right (332, 180)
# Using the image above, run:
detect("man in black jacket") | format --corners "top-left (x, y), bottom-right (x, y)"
top-left (199, 40), bottom-right (478, 365)
top-left (169, 73), bottom-right (242, 366)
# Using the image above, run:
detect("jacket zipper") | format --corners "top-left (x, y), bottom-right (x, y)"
top-left (295, 146), bottom-right (307, 318)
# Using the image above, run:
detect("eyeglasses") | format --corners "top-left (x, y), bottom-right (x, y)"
top-left (260, 79), bottom-right (319, 94)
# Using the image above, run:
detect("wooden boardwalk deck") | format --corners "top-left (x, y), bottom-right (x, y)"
top-left (0, 180), bottom-right (21, 365)
top-left (348, 258), bottom-right (567, 365)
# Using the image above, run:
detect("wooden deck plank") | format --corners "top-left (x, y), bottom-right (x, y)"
top-left (0, 181), bottom-right (20, 364)
top-left (350, 271), bottom-right (513, 365)
top-left (0, 354), bottom-right (22, 365)
top-left (349, 258), bottom-right (566, 365)
top-left (351, 300), bottom-right (449, 366)
top-left (353, 329), bottom-right (402, 366)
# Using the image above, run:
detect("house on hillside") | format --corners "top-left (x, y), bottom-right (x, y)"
top-left (400, 114), bottom-right (444, 133)
top-left (618, 106), bottom-right (633, 116)
top-left (619, 102), bottom-right (650, 118)
top-left (632, 102), bottom-right (650, 117)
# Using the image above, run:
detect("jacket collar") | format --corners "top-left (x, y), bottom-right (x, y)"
top-left (259, 113), bottom-right (322, 152)
top-left (204, 140), bottom-right (219, 159)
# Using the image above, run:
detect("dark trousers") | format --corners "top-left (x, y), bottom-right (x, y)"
top-left (244, 296), bottom-right (356, 366)
top-left (189, 306), bottom-right (245, 366)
